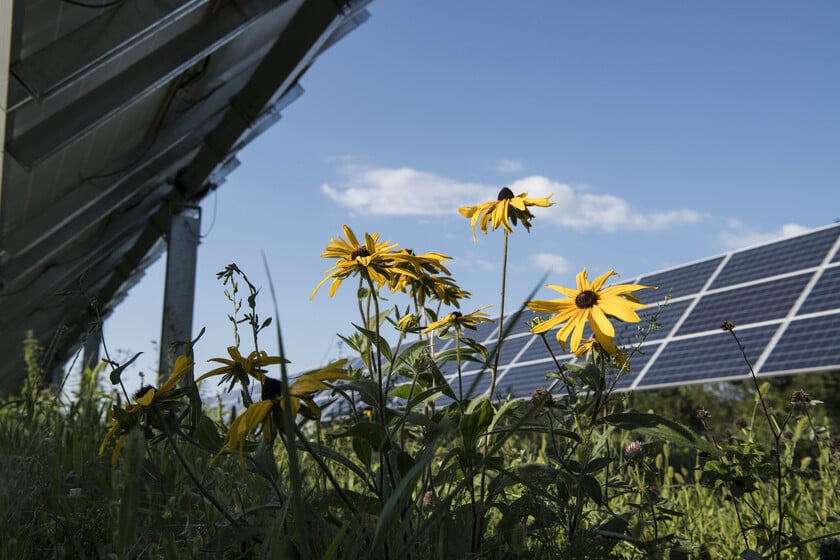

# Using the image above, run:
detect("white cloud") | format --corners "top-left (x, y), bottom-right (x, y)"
top-left (322, 167), bottom-right (494, 215)
top-left (719, 220), bottom-right (810, 250)
top-left (497, 159), bottom-right (524, 173)
top-left (323, 166), bottom-right (705, 231)
top-left (531, 252), bottom-right (571, 273)
top-left (508, 176), bottom-right (705, 231)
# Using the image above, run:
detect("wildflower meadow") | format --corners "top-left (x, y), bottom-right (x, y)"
top-left (1, 189), bottom-right (838, 559)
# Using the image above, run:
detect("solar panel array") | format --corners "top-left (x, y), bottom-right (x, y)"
top-left (445, 222), bottom-right (840, 397)
top-left (315, 222), bottom-right (840, 415)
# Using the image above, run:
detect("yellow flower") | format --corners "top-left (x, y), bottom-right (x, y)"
top-left (392, 271), bottom-right (470, 308)
top-left (99, 355), bottom-right (193, 467)
top-left (311, 225), bottom-right (419, 299)
top-left (527, 268), bottom-right (655, 355)
top-left (397, 313), bottom-right (421, 333)
top-left (197, 346), bottom-right (287, 387)
top-left (212, 360), bottom-right (351, 462)
top-left (458, 187), bottom-right (553, 242)
top-left (423, 305), bottom-right (494, 334)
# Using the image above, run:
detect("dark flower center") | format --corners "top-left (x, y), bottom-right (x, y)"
top-left (575, 290), bottom-right (599, 309)
top-left (262, 377), bottom-right (283, 401)
top-left (351, 246), bottom-right (371, 259)
top-left (134, 385), bottom-right (155, 400)
top-left (497, 187), bottom-right (514, 200)
top-left (451, 311), bottom-right (463, 319)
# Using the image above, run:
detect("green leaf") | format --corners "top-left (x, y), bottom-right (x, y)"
top-left (353, 437), bottom-right (372, 469)
top-left (194, 414), bottom-right (222, 451)
top-left (338, 379), bottom-right (381, 408)
top-left (331, 422), bottom-right (390, 452)
top-left (109, 351), bottom-right (142, 385)
top-left (599, 411), bottom-right (719, 455)
top-left (253, 439), bottom-right (281, 485)
top-left (583, 456), bottom-right (613, 474)
top-left (581, 474), bottom-right (603, 505)
top-left (460, 398), bottom-right (494, 450)
top-left (352, 323), bottom-right (393, 364)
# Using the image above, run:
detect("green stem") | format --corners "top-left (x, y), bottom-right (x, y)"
top-left (489, 231), bottom-right (509, 398)
top-left (161, 422), bottom-right (242, 529)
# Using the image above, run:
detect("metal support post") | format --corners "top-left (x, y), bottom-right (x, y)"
top-left (158, 204), bottom-right (201, 378)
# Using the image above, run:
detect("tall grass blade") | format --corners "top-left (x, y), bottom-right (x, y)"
top-left (262, 250), bottom-right (308, 555)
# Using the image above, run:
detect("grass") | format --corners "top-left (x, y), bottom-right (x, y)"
top-left (2, 207), bottom-right (839, 558)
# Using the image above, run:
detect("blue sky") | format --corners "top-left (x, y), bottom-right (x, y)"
top-left (100, 1), bottom-right (840, 395)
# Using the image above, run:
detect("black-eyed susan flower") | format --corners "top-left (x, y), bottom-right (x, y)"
top-left (311, 225), bottom-right (420, 299)
top-left (458, 187), bottom-right (553, 242)
top-left (393, 271), bottom-right (470, 309)
top-left (527, 268), bottom-right (654, 356)
top-left (423, 305), bottom-right (494, 334)
top-left (212, 359), bottom-right (351, 461)
top-left (197, 346), bottom-right (286, 389)
top-left (99, 355), bottom-right (193, 467)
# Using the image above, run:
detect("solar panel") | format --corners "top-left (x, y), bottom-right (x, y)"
top-left (638, 257), bottom-right (724, 299)
top-left (676, 273), bottom-right (810, 336)
top-left (313, 223), bottom-right (840, 418)
top-left (710, 226), bottom-right (838, 289)
top-left (799, 266), bottom-right (840, 314)
top-left (462, 222), bottom-right (840, 396)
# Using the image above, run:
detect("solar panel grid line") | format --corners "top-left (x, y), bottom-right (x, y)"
top-left (710, 224), bottom-right (840, 289)
top-left (494, 333), bottom-right (537, 385)
top-left (629, 251), bottom-right (732, 389)
top-left (689, 266), bottom-right (823, 298)
top-left (751, 232), bottom-right (840, 374)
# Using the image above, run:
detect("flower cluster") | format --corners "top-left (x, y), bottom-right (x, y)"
top-left (310, 225), bottom-right (462, 308)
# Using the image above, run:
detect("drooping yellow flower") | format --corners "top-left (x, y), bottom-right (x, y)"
top-left (311, 225), bottom-right (420, 299)
top-left (212, 359), bottom-right (351, 461)
top-left (392, 271), bottom-right (470, 309)
top-left (458, 187), bottom-right (554, 242)
top-left (99, 355), bottom-right (193, 467)
top-left (423, 305), bottom-right (494, 334)
top-left (527, 268), bottom-right (655, 355)
top-left (197, 346), bottom-right (287, 387)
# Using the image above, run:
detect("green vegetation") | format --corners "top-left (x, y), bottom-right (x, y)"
top-left (2, 192), bottom-right (838, 558)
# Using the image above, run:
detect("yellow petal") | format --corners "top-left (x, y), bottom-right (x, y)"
top-left (588, 306), bottom-right (616, 338)
top-left (136, 388), bottom-right (156, 407)
top-left (575, 268), bottom-right (589, 291)
top-left (99, 421), bottom-right (120, 455)
top-left (111, 435), bottom-right (126, 468)
top-left (591, 270), bottom-right (617, 292)
top-left (159, 355), bottom-right (194, 393)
